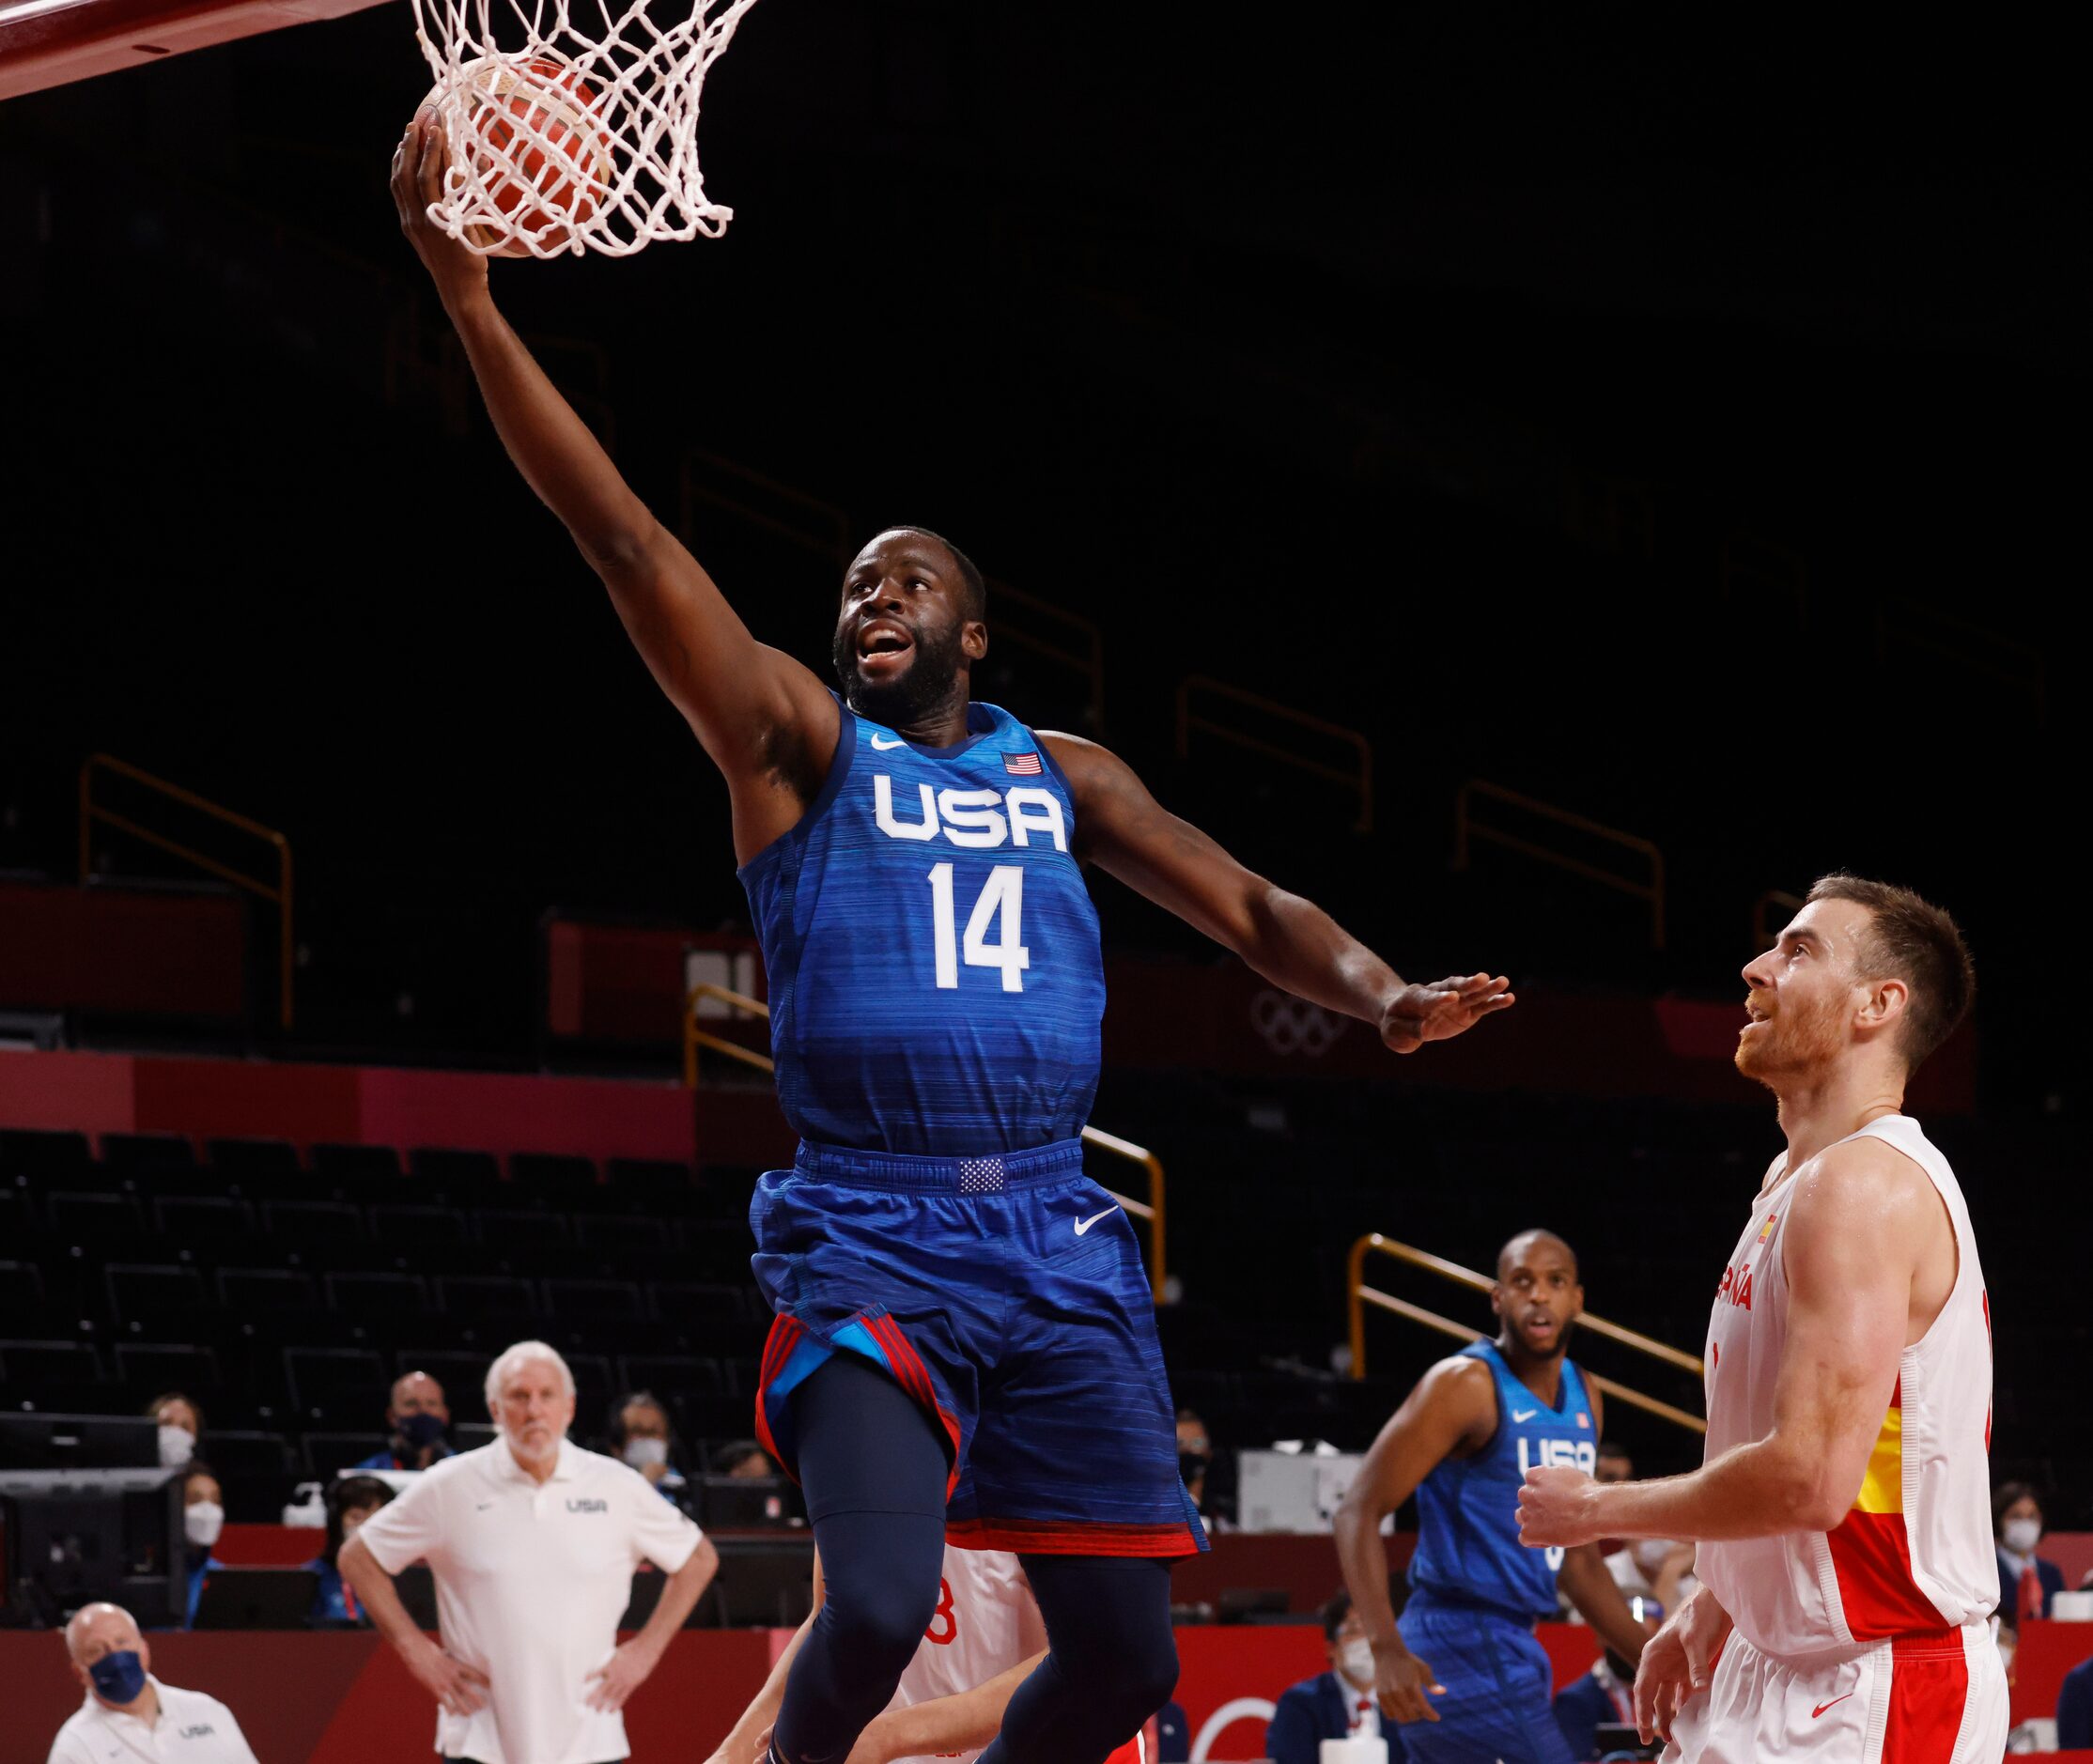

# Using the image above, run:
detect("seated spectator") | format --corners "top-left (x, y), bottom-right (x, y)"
top-left (711, 1439), bottom-right (774, 1479)
top-left (355, 1371), bottom-right (455, 1472)
top-left (1592, 1440), bottom-right (1632, 1559)
top-left (178, 1463), bottom-right (225, 1629)
top-left (609, 1392), bottom-right (690, 1501)
top-left (1995, 1480), bottom-right (2065, 1625)
top-left (1175, 1407), bottom-right (1232, 1528)
top-left (2058, 1652), bottom-right (2093, 1752)
top-left (1553, 1644), bottom-right (1638, 1761)
top-left (49, 1602), bottom-right (260, 1764)
top-left (1264, 1590), bottom-right (1404, 1764)
top-left (145, 1393), bottom-right (202, 1468)
top-left (307, 1476), bottom-right (396, 1625)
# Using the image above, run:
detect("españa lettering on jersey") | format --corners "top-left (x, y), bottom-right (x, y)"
top-left (738, 700), bottom-right (1106, 1155)
top-left (1407, 1340), bottom-right (1597, 1623)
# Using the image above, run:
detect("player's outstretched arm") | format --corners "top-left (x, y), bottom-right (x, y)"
top-left (1518, 1138), bottom-right (1925, 1549)
top-left (389, 116), bottom-right (836, 841)
top-left (1041, 734), bottom-right (1512, 1051)
top-left (1331, 1356), bottom-right (1494, 1723)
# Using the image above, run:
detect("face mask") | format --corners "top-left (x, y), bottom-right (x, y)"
top-left (157, 1425), bottom-right (195, 1468)
top-left (87, 1649), bottom-right (149, 1706)
top-left (2003, 1518), bottom-right (2041, 1555)
top-left (397, 1412), bottom-right (448, 1451)
top-left (1339, 1637), bottom-right (1375, 1688)
top-left (1632, 1538), bottom-right (1678, 1573)
top-left (184, 1502), bottom-right (224, 1550)
top-left (623, 1437), bottom-right (669, 1470)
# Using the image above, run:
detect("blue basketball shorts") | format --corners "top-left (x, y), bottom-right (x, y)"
top-left (1393, 1595), bottom-right (1576, 1764)
top-left (749, 1137), bottom-right (1208, 1558)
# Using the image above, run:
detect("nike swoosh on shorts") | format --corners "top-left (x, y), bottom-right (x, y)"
top-left (1074, 1208), bottom-right (1119, 1235)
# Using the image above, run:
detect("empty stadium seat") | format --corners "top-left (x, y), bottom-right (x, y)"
top-left (326, 1271), bottom-right (432, 1320)
top-left (101, 1133), bottom-right (198, 1176)
top-left (115, 1341), bottom-right (225, 1401)
top-left (408, 1148), bottom-right (502, 1198)
top-left (151, 1195), bottom-right (256, 1243)
top-left (284, 1346), bottom-right (389, 1419)
top-left (302, 1431), bottom-right (389, 1476)
top-left (473, 1208), bottom-right (571, 1250)
top-left (510, 1153), bottom-right (599, 1201)
top-left (370, 1204), bottom-right (469, 1249)
top-left (543, 1277), bottom-right (645, 1324)
top-left (573, 1213), bottom-right (677, 1253)
top-left (104, 1262), bottom-right (209, 1327)
top-left (216, 1268), bottom-right (319, 1314)
top-left (436, 1275), bottom-right (539, 1323)
top-left (0, 1338), bottom-right (108, 1387)
top-left (47, 1190), bottom-right (143, 1241)
top-left (0, 1127), bottom-right (90, 1179)
top-left (309, 1143), bottom-right (402, 1188)
top-left (0, 1261), bottom-right (49, 1331)
top-left (199, 1430), bottom-right (293, 1476)
top-left (262, 1199), bottom-right (364, 1247)
top-left (206, 1138), bottom-right (304, 1184)
top-left (648, 1282), bottom-right (755, 1332)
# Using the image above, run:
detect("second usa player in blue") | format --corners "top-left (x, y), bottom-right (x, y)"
top-left (1333, 1230), bottom-right (1651, 1764)
top-left (388, 162), bottom-right (1515, 1764)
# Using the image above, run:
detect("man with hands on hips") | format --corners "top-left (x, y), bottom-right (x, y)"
top-left (341, 1339), bottom-right (720, 1764)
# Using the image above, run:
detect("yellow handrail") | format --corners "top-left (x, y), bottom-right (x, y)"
top-left (1453, 778), bottom-right (1666, 951)
top-left (987, 578), bottom-right (1106, 734)
top-left (1346, 1233), bottom-right (1705, 1436)
top-left (79, 754), bottom-right (295, 1030)
top-left (683, 983), bottom-right (1169, 1303)
top-left (1175, 676), bottom-right (1373, 834)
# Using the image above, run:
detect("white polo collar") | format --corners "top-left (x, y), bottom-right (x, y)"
top-left (490, 1434), bottom-right (580, 1486)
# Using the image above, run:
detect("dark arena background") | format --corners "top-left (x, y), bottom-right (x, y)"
top-left (1, 6), bottom-right (2086, 1760)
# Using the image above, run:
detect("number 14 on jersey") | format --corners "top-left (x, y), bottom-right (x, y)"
top-left (927, 862), bottom-right (1031, 992)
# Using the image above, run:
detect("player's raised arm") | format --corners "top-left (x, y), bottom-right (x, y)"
top-left (388, 115), bottom-right (837, 838)
top-left (1331, 1356), bottom-right (1493, 1722)
top-left (1040, 733), bottom-right (1512, 1052)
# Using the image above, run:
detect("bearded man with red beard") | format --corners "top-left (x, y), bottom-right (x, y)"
top-left (1517, 874), bottom-right (2003, 1764)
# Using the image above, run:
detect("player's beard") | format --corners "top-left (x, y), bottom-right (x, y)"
top-left (1734, 986), bottom-right (1848, 1084)
top-left (832, 618), bottom-right (968, 727)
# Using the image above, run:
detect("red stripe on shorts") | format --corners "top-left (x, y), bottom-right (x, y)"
top-left (864, 1313), bottom-right (964, 1496)
top-left (1884, 1629), bottom-right (1969, 1764)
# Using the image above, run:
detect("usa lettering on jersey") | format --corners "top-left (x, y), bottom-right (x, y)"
top-left (873, 776), bottom-right (1068, 851)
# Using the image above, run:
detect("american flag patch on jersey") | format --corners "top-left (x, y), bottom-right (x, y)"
top-left (1003, 751), bottom-right (1044, 776)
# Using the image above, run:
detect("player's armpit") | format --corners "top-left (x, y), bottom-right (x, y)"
top-left (1767, 1142), bottom-right (1933, 1531)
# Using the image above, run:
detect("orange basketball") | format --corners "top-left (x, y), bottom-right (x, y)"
top-left (427, 55), bottom-right (612, 257)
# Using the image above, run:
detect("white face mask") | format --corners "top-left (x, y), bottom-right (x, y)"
top-left (2003, 1517), bottom-right (2041, 1555)
top-left (184, 1503), bottom-right (224, 1550)
top-left (623, 1437), bottom-right (669, 1470)
top-left (1632, 1538), bottom-right (1680, 1574)
top-left (158, 1425), bottom-right (196, 1468)
top-left (1339, 1636), bottom-right (1375, 1689)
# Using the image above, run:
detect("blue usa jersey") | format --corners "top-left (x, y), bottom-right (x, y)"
top-left (1407, 1341), bottom-right (1596, 1623)
top-left (737, 699), bottom-right (1105, 1155)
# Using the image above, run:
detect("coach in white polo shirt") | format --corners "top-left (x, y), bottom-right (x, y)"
top-left (341, 1339), bottom-right (719, 1764)
top-left (48, 1602), bottom-right (260, 1764)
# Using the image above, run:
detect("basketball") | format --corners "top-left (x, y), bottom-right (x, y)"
top-left (422, 54), bottom-right (611, 257)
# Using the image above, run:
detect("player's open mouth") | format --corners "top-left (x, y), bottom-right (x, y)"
top-left (1526, 1313), bottom-right (1556, 1334)
top-left (856, 620), bottom-right (914, 672)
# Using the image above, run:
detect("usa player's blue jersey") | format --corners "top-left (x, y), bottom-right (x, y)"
top-left (737, 698), bottom-right (1105, 1155)
top-left (1408, 1340), bottom-right (1596, 1623)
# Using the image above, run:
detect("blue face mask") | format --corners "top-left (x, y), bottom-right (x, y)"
top-left (88, 1649), bottom-right (148, 1705)
top-left (398, 1412), bottom-right (448, 1451)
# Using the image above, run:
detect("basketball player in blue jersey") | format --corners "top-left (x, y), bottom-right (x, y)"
top-left (393, 115), bottom-right (1514, 1764)
top-left (1333, 1230), bottom-right (1651, 1764)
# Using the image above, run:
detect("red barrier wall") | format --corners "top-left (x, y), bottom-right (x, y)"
top-left (0, 1625), bottom-right (1591, 1764)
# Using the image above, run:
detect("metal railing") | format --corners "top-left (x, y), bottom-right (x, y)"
top-left (1453, 778), bottom-right (1666, 951)
top-left (1346, 1232), bottom-right (1705, 1435)
top-left (683, 983), bottom-right (1169, 1302)
top-left (79, 753), bottom-right (295, 1029)
top-left (1175, 676), bottom-right (1373, 834)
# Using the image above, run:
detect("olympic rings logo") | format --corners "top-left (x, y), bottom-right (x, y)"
top-left (1249, 991), bottom-right (1348, 1058)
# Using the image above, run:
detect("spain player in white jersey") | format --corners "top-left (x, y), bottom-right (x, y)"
top-left (1516, 874), bottom-right (2003, 1764)
top-left (705, 1542), bottom-right (1145, 1764)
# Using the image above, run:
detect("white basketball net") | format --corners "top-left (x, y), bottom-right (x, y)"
top-left (409, 0), bottom-right (759, 258)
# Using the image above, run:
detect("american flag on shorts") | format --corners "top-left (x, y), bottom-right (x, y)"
top-left (1003, 751), bottom-right (1044, 776)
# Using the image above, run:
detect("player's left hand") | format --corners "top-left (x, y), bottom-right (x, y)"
top-left (1516, 1464), bottom-right (1604, 1548)
top-left (583, 1635), bottom-right (665, 1711)
top-left (1381, 974), bottom-right (1514, 1054)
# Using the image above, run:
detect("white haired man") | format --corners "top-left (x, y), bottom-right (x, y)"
top-left (342, 1339), bottom-right (721, 1764)
top-left (48, 1602), bottom-right (260, 1764)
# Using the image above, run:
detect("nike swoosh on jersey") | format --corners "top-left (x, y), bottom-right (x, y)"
top-left (870, 734), bottom-right (907, 750)
top-left (1074, 1208), bottom-right (1119, 1235)
top-left (1811, 1693), bottom-right (1854, 1719)
top-left (1511, 1408), bottom-right (1538, 1422)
